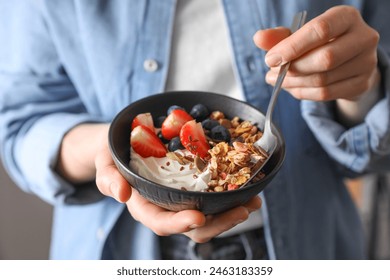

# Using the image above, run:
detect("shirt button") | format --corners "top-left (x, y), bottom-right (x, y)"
top-left (143, 59), bottom-right (159, 72)
top-left (246, 56), bottom-right (257, 72)
top-left (96, 227), bottom-right (105, 240)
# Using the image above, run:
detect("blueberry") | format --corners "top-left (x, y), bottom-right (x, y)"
top-left (167, 105), bottom-right (186, 115)
top-left (190, 104), bottom-right (209, 121)
top-left (201, 118), bottom-right (219, 131)
top-left (210, 125), bottom-right (231, 142)
top-left (157, 131), bottom-right (169, 144)
top-left (168, 136), bottom-right (184, 152)
top-left (154, 115), bottom-right (166, 128)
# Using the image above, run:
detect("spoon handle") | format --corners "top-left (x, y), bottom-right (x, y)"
top-left (264, 10), bottom-right (307, 134)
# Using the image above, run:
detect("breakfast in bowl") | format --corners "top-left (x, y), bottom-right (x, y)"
top-left (108, 91), bottom-right (285, 214)
top-left (129, 104), bottom-right (269, 192)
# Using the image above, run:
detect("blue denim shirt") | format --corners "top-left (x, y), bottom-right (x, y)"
top-left (0, 0), bottom-right (389, 259)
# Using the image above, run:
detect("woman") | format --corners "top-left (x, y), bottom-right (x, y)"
top-left (0, 0), bottom-right (389, 259)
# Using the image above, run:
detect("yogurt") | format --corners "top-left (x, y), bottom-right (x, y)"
top-left (130, 149), bottom-right (211, 192)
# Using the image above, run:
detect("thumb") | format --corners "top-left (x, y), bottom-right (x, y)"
top-left (253, 27), bottom-right (291, 51)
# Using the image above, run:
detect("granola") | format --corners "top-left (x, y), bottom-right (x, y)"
top-left (166, 112), bottom-right (268, 192)
top-left (204, 115), bottom-right (268, 192)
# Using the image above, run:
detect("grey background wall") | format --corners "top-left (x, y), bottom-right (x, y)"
top-left (0, 162), bottom-right (52, 259)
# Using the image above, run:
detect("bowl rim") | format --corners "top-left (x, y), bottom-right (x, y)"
top-left (108, 90), bottom-right (286, 196)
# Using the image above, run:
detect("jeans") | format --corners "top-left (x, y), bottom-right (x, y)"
top-left (159, 228), bottom-right (268, 260)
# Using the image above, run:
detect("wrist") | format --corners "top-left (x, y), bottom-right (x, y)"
top-left (56, 123), bottom-right (109, 184)
top-left (336, 67), bottom-right (382, 127)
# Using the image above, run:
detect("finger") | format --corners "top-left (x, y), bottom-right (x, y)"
top-left (184, 196), bottom-right (262, 243)
top-left (127, 190), bottom-right (206, 236)
top-left (95, 144), bottom-right (132, 202)
top-left (265, 6), bottom-right (367, 67)
top-left (184, 207), bottom-right (250, 243)
top-left (290, 31), bottom-right (378, 74)
top-left (243, 194), bottom-right (262, 211)
top-left (266, 50), bottom-right (377, 88)
top-left (283, 72), bottom-right (374, 101)
top-left (253, 27), bottom-right (291, 51)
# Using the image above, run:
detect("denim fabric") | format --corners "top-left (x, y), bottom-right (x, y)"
top-left (0, 0), bottom-right (389, 259)
top-left (160, 229), bottom-right (268, 260)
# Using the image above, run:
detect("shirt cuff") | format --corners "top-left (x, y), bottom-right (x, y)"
top-left (15, 113), bottom-right (106, 205)
top-left (301, 47), bottom-right (390, 173)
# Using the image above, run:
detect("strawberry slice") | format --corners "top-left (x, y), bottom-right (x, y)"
top-left (180, 120), bottom-right (210, 159)
top-left (131, 112), bottom-right (154, 132)
top-left (131, 125), bottom-right (167, 158)
top-left (161, 109), bottom-right (193, 140)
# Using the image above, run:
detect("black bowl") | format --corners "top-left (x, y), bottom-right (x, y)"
top-left (109, 91), bottom-right (285, 214)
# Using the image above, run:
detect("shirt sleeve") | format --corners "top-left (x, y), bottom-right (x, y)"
top-left (0, 1), bottom-right (104, 205)
top-left (301, 46), bottom-right (390, 174)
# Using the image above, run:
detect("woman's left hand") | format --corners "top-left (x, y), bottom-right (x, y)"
top-left (126, 190), bottom-right (262, 243)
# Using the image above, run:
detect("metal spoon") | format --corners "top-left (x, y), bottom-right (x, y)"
top-left (241, 10), bottom-right (307, 188)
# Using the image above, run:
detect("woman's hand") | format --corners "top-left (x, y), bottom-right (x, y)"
top-left (94, 127), bottom-right (132, 202)
top-left (253, 5), bottom-right (380, 102)
top-left (126, 190), bottom-right (262, 243)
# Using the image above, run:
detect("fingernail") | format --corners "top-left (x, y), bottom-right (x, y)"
top-left (189, 224), bottom-right (201, 229)
top-left (247, 207), bottom-right (260, 213)
top-left (265, 53), bottom-right (282, 67)
top-left (233, 220), bottom-right (244, 227)
top-left (110, 182), bottom-right (120, 199)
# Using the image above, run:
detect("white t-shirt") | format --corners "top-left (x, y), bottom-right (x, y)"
top-left (165, 0), bottom-right (244, 100)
